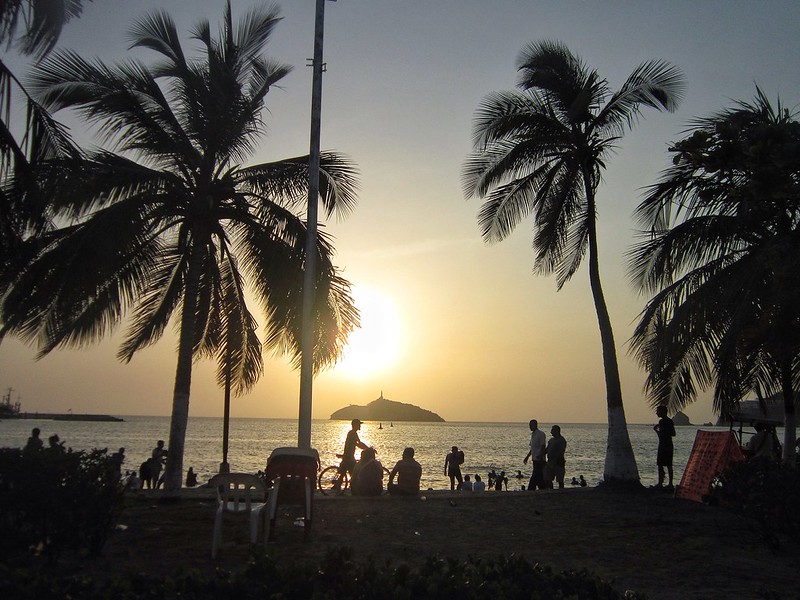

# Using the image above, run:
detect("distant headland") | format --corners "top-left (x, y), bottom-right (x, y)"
top-left (330, 393), bottom-right (444, 423)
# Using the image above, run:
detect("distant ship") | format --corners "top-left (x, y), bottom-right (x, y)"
top-left (0, 388), bottom-right (21, 418)
top-left (1, 388), bottom-right (124, 422)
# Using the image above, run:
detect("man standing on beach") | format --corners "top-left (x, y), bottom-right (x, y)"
top-left (523, 419), bottom-right (547, 490)
top-left (545, 425), bottom-right (567, 489)
top-left (653, 406), bottom-right (675, 489)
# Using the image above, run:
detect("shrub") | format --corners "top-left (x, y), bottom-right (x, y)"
top-left (709, 458), bottom-right (800, 549)
top-left (0, 548), bottom-right (645, 599)
top-left (0, 446), bottom-right (125, 562)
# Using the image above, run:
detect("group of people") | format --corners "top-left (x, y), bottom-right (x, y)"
top-left (337, 419), bottom-right (422, 496)
top-left (523, 420), bottom-right (568, 490)
top-left (23, 427), bottom-right (67, 454)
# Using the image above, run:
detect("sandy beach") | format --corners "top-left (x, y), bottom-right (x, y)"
top-left (67, 486), bottom-right (799, 600)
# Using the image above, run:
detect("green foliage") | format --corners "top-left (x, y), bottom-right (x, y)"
top-left (0, 446), bottom-right (125, 562)
top-left (0, 547), bottom-right (644, 599)
top-left (709, 459), bottom-right (800, 549)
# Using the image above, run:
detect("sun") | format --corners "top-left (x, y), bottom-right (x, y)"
top-left (336, 286), bottom-right (403, 379)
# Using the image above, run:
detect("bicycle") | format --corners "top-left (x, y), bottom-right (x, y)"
top-left (317, 454), bottom-right (392, 495)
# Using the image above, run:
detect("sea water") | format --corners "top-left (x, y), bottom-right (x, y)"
top-left (0, 416), bottom-right (732, 489)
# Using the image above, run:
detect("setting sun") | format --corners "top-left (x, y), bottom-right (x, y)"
top-left (336, 286), bottom-right (403, 379)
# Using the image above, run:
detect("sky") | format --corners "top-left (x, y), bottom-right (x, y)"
top-left (2, 1), bottom-right (799, 426)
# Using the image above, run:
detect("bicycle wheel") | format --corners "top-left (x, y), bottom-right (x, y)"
top-left (318, 465), bottom-right (348, 495)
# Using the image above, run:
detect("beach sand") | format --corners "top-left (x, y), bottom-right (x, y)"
top-left (73, 487), bottom-right (797, 600)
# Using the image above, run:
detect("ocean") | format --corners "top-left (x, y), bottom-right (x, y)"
top-left (0, 416), bottom-right (734, 489)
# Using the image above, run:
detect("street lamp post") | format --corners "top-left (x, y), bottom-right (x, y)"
top-left (298, 0), bottom-right (334, 448)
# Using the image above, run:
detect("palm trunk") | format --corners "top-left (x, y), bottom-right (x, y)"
top-left (780, 361), bottom-right (796, 466)
top-left (162, 243), bottom-right (204, 492)
top-left (584, 181), bottom-right (639, 484)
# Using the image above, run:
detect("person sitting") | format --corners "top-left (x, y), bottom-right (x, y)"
top-left (461, 474), bottom-right (473, 491)
top-left (388, 447), bottom-right (422, 496)
top-left (185, 467), bottom-right (198, 487)
top-left (472, 474), bottom-right (486, 492)
top-left (350, 448), bottom-right (384, 496)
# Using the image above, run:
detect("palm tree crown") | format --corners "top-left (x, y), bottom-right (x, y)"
top-left (0, 2), bottom-right (360, 490)
top-left (629, 89), bottom-right (800, 462)
top-left (464, 40), bottom-right (684, 483)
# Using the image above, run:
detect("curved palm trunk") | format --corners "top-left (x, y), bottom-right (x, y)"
top-left (162, 243), bottom-right (205, 492)
top-left (584, 182), bottom-right (640, 484)
top-left (780, 362), bottom-right (796, 466)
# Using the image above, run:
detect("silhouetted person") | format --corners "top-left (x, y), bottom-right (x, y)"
top-left (523, 419), bottom-right (547, 490)
top-left (150, 440), bottom-right (167, 489)
top-left (494, 470), bottom-right (507, 491)
top-left (579, 475), bottom-right (587, 487)
top-left (473, 474), bottom-right (486, 492)
top-left (185, 467), bottom-right (198, 487)
top-left (462, 474), bottom-right (473, 491)
top-left (487, 469), bottom-right (497, 489)
top-left (139, 458), bottom-right (153, 489)
top-left (444, 445), bottom-right (464, 490)
top-left (745, 423), bottom-right (781, 461)
top-left (545, 425), bottom-right (567, 489)
top-left (110, 447), bottom-right (125, 479)
top-left (388, 447), bottom-right (422, 496)
top-left (351, 447), bottom-right (384, 496)
top-left (24, 427), bottom-right (43, 453)
top-left (335, 419), bottom-right (369, 489)
top-left (653, 406), bottom-right (675, 489)
top-left (48, 434), bottom-right (65, 454)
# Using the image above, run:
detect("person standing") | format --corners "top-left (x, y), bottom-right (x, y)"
top-left (336, 419), bottom-right (370, 487)
top-left (388, 447), bottom-right (422, 496)
top-left (653, 406), bottom-right (675, 489)
top-left (150, 440), bottom-right (167, 489)
top-left (444, 445), bottom-right (464, 491)
top-left (545, 425), bottom-right (567, 489)
top-left (523, 419), bottom-right (547, 490)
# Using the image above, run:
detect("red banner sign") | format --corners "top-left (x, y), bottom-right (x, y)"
top-left (675, 430), bottom-right (745, 503)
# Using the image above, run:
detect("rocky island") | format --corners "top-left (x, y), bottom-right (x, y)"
top-left (330, 393), bottom-right (444, 423)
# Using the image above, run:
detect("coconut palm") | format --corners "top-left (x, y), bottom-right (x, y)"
top-left (463, 40), bottom-right (685, 484)
top-left (0, 0), bottom-right (89, 278)
top-left (0, 2), bottom-right (360, 490)
top-left (629, 89), bottom-right (800, 464)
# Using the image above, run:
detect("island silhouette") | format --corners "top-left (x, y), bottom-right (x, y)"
top-left (329, 392), bottom-right (444, 423)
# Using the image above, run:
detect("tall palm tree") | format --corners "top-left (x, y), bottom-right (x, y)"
top-left (0, 0), bottom-right (89, 279)
top-left (463, 41), bottom-right (685, 484)
top-left (0, 2), bottom-right (360, 490)
top-left (629, 89), bottom-right (800, 464)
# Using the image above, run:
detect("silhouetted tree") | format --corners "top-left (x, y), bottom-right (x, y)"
top-left (0, 2), bottom-right (360, 490)
top-left (463, 40), bottom-right (684, 484)
top-left (629, 89), bottom-right (800, 464)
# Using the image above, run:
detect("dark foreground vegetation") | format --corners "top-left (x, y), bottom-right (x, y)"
top-left (2, 449), bottom-right (800, 599)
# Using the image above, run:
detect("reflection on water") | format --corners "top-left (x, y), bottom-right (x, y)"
top-left (0, 417), bottom-right (736, 489)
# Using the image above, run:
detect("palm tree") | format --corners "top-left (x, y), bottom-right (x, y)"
top-left (463, 41), bottom-right (685, 484)
top-left (629, 89), bottom-right (800, 464)
top-left (0, 0), bottom-right (89, 279)
top-left (0, 2), bottom-right (360, 490)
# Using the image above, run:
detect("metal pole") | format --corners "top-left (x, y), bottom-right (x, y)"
top-left (298, 0), bottom-right (328, 448)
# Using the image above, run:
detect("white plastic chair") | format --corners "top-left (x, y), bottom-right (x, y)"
top-left (210, 473), bottom-right (268, 558)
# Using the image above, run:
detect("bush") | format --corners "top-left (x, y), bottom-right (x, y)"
top-left (0, 446), bottom-right (125, 563)
top-left (0, 547), bottom-right (645, 599)
top-left (709, 458), bottom-right (800, 549)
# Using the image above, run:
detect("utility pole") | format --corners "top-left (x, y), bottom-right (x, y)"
top-left (298, 0), bottom-right (334, 448)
